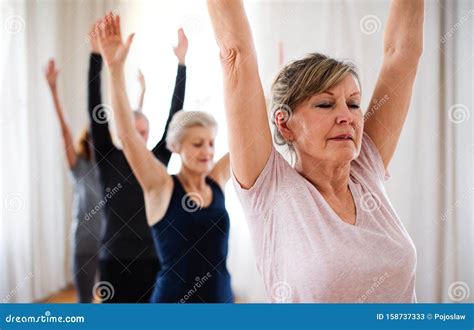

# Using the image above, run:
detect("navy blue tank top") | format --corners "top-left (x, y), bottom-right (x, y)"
top-left (150, 175), bottom-right (234, 303)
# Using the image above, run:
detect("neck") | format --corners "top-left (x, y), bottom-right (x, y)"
top-left (294, 154), bottom-right (351, 197)
top-left (177, 166), bottom-right (207, 191)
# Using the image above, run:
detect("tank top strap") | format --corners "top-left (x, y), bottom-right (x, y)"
top-left (205, 176), bottom-right (224, 199)
top-left (171, 175), bottom-right (187, 199)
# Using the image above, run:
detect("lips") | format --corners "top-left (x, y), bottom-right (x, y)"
top-left (329, 134), bottom-right (353, 141)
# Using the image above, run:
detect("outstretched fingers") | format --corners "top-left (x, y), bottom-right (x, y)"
top-left (107, 12), bottom-right (117, 36)
top-left (104, 14), bottom-right (112, 37)
top-left (114, 14), bottom-right (122, 41)
top-left (97, 18), bottom-right (106, 40)
top-left (125, 33), bottom-right (135, 50)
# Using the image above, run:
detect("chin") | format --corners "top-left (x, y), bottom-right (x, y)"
top-left (191, 163), bottom-right (212, 174)
top-left (334, 150), bottom-right (357, 163)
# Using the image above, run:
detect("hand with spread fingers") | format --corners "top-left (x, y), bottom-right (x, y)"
top-left (88, 20), bottom-right (102, 54)
top-left (96, 12), bottom-right (135, 72)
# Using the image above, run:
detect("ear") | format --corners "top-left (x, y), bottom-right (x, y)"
top-left (169, 141), bottom-right (180, 154)
top-left (274, 109), bottom-right (294, 143)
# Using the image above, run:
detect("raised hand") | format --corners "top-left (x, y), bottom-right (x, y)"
top-left (88, 20), bottom-right (101, 54)
top-left (45, 58), bottom-right (59, 90)
top-left (173, 28), bottom-right (188, 65)
top-left (43, 58), bottom-right (77, 168)
top-left (96, 12), bottom-right (134, 71)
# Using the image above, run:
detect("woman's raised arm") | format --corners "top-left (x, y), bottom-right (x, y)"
top-left (207, 0), bottom-right (273, 189)
top-left (96, 13), bottom-right (170, 194)
top-left (363, 0), bottom-right (424, 169)
top-left (44, 59), bottom-right (77, 169)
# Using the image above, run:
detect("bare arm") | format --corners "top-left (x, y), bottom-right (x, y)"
top-left (207, 0), bottom-right (272, 189)
top-left (364, 0), bottom-right (424, 169)
top-left (209, 153), bottom-right (230, 191)
top-left (96, 13), bottom-right (169, 193)
top-left (45, 59), bottom-right (77, 169)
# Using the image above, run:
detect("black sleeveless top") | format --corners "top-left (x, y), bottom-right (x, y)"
top-left (150, 175), bottom-right (234, 303)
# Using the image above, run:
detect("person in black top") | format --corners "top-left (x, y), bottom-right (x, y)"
top-left (95, 13), bottom-right (233, 304)
top-left (87, 22), bottom-right (188, 303)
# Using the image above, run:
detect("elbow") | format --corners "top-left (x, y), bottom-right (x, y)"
top-left (218, 45), bottom-right (256, 82)
top-left (384, 43), bottom-right (423, 66)
top-left (219, 46), bottom-right (240, 71)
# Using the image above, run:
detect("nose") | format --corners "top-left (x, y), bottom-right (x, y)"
top-left (200, 144), bottom-right (214, 157)
top-left (335, 103), bottom-right (354, 125)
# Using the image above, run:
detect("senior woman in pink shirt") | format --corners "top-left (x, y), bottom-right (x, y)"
top-left (207, 0), bottom-right (424, 302)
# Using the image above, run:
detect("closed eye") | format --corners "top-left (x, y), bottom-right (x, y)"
top-left (314, 103), bottom-right (333, 109)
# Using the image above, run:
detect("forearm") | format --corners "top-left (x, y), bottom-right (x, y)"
top-left (49, 87), bottom-right (76, 167)
top-left (168, 65), bottom-right (186, 118)
top-left (384, 0), bottom-right (424, 58)
top-left (87, 53), bottom-right (115, 155)
top-left (88, 53), bottom-right (103, 115)
top-left (50, 88), bottom-right (68, 129)
top-left (152, 65), bottom-right (186, 165)
top-left (207, 0), bottom-right (255, 55)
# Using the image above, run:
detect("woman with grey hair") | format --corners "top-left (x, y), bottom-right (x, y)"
top-left (94, 13), bottom-right (233, 303)
top-left (208, 0), bottom-right (423, 302)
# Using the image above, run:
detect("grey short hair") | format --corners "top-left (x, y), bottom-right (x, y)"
top-left (166, 111), bottom-right (218, 152)
top-left (271, 53), bottom-right (360, 153)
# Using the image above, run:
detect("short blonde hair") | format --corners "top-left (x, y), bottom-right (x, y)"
top-left (271, 53), bottom-right (360, 148)
top-left (166, 111), bottom-right (218, 152)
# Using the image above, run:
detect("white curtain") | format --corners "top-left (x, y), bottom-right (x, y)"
top-left (1, 0), bottom-right (472, 303)
top-left (0, 0), bottom-right (139, 303)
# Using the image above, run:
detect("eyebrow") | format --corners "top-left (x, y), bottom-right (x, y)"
top-left (321, 91), bottom-right (360, 97)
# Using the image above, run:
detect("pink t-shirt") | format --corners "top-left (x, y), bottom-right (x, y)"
top-left (231, 132), bottom-right (417, 303)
